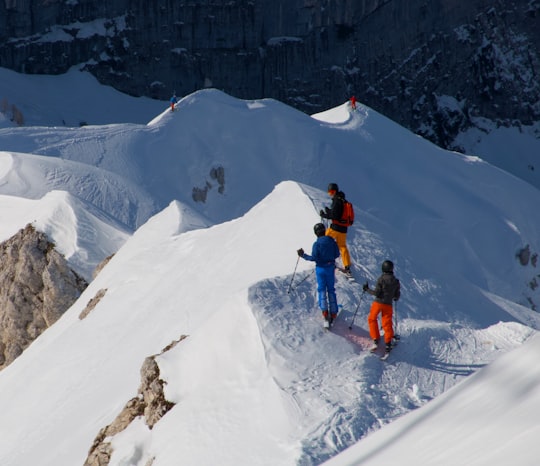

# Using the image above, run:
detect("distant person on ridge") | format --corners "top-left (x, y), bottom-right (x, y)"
top-left (363, 260), bottom-right (401, 355)
top-left (350, 96), bottom-right (357, 110)
top-left (170, 93), bottom-right (178, 112)
top-left (297, 223), bottom-right (340, 328)
top-left (320, 183), bottom-right (353, 278)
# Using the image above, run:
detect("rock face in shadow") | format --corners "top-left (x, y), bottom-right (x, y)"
top-left (0, 1), bottom-right (538, 149)
top-left (0, 224), bottom-right (87, 370)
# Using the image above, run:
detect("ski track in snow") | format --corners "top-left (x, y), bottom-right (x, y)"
top-left (0, 77), bottom-right (539, 465)
top-left (250, 267), bottom-right (536, 464)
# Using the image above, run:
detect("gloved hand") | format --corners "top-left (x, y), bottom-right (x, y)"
top-left (362, 282), bottom-right (369, 292)
top-left (297, 248), bottom-right (304, 257)
top-left (319, 209), bottom-right (326, 218)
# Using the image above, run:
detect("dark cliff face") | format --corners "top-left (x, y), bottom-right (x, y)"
top-left (0, 0), bottom-right (538, 150)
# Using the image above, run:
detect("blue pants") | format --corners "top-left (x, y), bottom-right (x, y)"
top-left (316, 265), bottom-right (338, 314)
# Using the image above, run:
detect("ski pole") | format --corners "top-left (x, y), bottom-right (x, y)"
top-left (290, 268), bottom-right (314, 292)
top-left (348, 290), bottom-right (366, 329)
top-left (287, 256), bottom-right (300, 294)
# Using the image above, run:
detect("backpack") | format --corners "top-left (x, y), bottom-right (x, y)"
top-left (339, 199), bottom-right (354, 226)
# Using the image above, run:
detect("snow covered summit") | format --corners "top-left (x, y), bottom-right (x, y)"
top-left (0, 76), bottom-right (539, 464)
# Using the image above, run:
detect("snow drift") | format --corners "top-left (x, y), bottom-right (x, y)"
top-left (0, 74), bottom-right (539, 465)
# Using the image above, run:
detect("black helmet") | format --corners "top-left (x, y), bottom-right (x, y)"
top-left (382, 260), bottom-right (394, 273)
top-left (314, 223), bottom-right (326, 237)
top-left (328, 182), bottom-right (339, 192)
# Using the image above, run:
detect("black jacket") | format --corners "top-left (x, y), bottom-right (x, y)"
top-left (322, 191), bottom-right (348, 233)
top-left (369, 272), bottom-right (401, 305)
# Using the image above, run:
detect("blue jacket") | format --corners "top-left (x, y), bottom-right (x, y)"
top-left (302, 236), bottom-right (340, 267)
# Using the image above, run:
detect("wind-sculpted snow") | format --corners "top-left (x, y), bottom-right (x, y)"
top-left (0, 151), bottom-right (157, 230)
top-left (0, 187), bottom-right (130, 280)
top-left (0, 80), bottom-right (540, 465)
top-left (1, 90), bottom-right (539, 308)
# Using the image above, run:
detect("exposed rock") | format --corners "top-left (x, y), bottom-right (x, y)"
top-left (516, 244), bottom-right (540, 311)
top-left (210, 165), bottom-right (226, 194)
top-left (0, 224), bottom-right (88, 370)
top-left (192, 165), bottom-right (226, 202)
top-left (84, 336), bottom-right (187, 466)
top-left (517, 244), bottom-right (531, 266)
top-left (79, 288), bottom-right (108, 320)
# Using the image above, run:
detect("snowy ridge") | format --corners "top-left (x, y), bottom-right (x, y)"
top-left (0, 188), bottom-right (129, 279)
top-left (0, 181), bottom-right (537, 465)
top-left (0, 150), bottom-right (158, 229)
top-left (0, 66), bottom-right (166, 128)
top-left (0, 71), bottom-right (539, 465)
top-left (0, 182), bottom-right (318, 466)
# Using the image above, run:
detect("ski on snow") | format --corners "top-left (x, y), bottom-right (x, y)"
top-left (370, 339), bottom-right (399, 361)
top-left (324, 304), bottom-right (344, 330)
top-left (336, 267), bottom-right (356, 283)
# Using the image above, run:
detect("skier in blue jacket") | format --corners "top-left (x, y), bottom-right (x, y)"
top-left (297, 223), bottom-right (340, 328)
top-left (170, 93), bottom-right (178, 111)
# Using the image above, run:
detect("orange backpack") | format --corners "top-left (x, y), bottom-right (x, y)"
top-left (339, 199), bottom-right (354, 226)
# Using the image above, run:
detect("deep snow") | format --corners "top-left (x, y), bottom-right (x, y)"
top-left (0, 67), bottom-right (539, 465)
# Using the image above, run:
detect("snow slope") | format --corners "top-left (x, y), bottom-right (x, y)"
top-left (0, 189), bottom-right (129, 279)
top-left (454, 118), bottom-right (540, 192)
top-left (0, 66), bottom-right (166, 128)
top-left (323, 332), bottom-right (540, 466)
top-left (1, 182), bottom-right (537, 466)
top-left (0, 70), bottom-right (539, 465)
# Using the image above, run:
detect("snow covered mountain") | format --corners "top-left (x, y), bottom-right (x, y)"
top-left (0, 70), bottom-right (539, 465)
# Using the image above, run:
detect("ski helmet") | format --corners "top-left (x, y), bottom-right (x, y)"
top-left (327, 182), bottom-right (339, 193)
top-left (381, 260), bottom-right (394, 273)
top-left (313, 223), bottom-right (326, 237)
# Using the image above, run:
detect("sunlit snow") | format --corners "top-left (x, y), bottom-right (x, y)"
top-left (0, 67), bottom-right (539, 466)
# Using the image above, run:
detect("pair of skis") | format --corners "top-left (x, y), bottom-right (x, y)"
top-left (319, 268), bottom-right (401, 360)
top-left (369, 336), bottom-right (400, 361)
top-left (323, 304), bottom-right (344, 330)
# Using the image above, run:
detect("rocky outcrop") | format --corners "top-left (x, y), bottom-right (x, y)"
top-left (79, 288), bottom-right (108, 320)
top-left (516, 244), bottom-right (539, 311)
top-left (0, 1), bottom-right (538, 151)
top-left (0, 224), bottom-right (88, 370)
top-left (192, 164), bottom-right (226, 202)
top-left (84, 336), bottom-right (186, 466)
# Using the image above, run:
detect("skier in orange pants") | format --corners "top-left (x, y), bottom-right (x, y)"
top-left (367, 302), bottom-right (394, 344)
top-left (363, 260), bottom-right (401, 355)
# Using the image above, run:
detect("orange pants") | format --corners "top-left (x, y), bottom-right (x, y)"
top-left (325, 228), bottom-right (351, 268)
top-left (368, 302), bottom-right (394, 343)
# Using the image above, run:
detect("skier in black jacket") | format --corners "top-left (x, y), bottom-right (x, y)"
top-left (363, 260), bottom-right (401, 354)
top-left (320, 182), bottom-right (352, 277)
